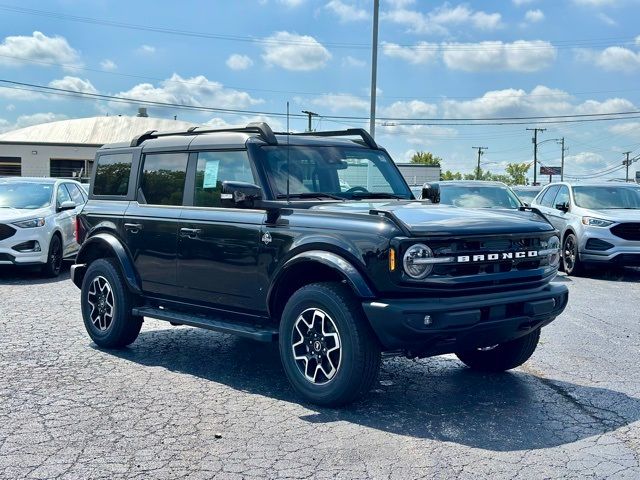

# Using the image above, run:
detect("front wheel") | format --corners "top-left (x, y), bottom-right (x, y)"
top-left (41, 234), bottom-right (62, 277)
top-left (562, 233), bottom-right (583, 275)
top-left (279, 282), bottom-right (381, 407)
top-left (80, 259), bottom-right (142, 348)
top-left (455, 328), bottom-right (541, 372)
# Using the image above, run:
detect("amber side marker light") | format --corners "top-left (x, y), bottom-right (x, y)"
top-left (389, 248), bottom-right (396, 271)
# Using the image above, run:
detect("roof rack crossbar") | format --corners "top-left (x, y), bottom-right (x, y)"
top-left (280, 128), bottom-right (378, 149)
top-left (130, 122), bottom-right (277, 147)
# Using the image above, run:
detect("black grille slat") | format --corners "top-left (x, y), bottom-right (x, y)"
top-left (611, 223), bottom-right (640, 241)
top-left (0, 224), bottom-right (16, 241)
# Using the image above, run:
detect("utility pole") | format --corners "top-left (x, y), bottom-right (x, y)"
top-left (369, 0), bottom-right (379, 139)
top-left (527, 128), bottom-right (546, 185)
top-left (559, 137), bottom-right (566, 181)
top-left (472, 146), bottom-right (488, 180)
top-left (301, 110), bottom-right (318, 132)
top-left (623, 151), bottom-right (632, 182)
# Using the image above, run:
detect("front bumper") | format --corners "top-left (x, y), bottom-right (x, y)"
top-left (362, 282), bottom-right (568, 353)
top-left (579, 226), bottom-right (640, 265)
top-left (0, 228), bottom-right (49, 265)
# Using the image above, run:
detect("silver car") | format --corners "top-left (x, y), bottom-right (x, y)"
top-left (531, 182), bottom-right (640, 274)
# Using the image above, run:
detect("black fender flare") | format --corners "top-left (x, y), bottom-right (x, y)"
top-left (74, 233), bottom-right (141, 294)
top-left (267, 250), bottom-right (375, 315)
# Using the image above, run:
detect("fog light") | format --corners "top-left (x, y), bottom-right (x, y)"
top-left (423, 314), bottom-right (433, 326)
top-left (12, 240), bottom-right (41, 253)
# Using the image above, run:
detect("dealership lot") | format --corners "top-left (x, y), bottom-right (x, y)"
top-left (0, 268), bottom-right (638, 479)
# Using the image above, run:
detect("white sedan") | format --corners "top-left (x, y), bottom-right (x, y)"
top-left (0, 177), bottom-right (86, 276)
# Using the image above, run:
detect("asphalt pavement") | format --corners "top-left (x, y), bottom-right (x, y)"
top-left (0, 265), bottom-right (638, 479)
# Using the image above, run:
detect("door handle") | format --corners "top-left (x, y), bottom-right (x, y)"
top-left (124, 223), bottom-right (143, 233)
top-left (180, 227), bottom-right (202, 238)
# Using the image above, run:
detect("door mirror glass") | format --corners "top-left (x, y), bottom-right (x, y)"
top-left (58, 200), bottom-right (76, 211)
top-left (221, 181), bottom-right (262, 208)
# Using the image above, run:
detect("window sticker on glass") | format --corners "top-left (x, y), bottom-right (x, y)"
top-left (203, 160), bottom-right (220, 189)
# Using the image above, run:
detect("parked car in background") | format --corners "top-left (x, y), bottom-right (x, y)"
top-left (512, 185), bottom-right (543, 206)
top-left (421, 181), bottom-right (524, 209)
top-left (532, 182), bottom-right (640, 274)
top-left (0, 177), bottom-right (86, 276)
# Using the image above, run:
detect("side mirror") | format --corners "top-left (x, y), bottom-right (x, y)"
top-left (220, 181), bottom-right (262, 208)
top-left (555, 202), bottom-right (569, 212)
top-left (421, 183), bottom-right (439, 203)
top-left (58, 200), bottom-right (76, 211)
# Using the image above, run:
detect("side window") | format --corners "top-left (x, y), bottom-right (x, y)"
top-left (540, 185), bottom-right (560, 207)
top-left (56, 184), bottom-right (72, 207)
top-left (66, 184), bottom-right (85, 206)
top-left (140, 152), bottom-right (189, 206)
top-left (194, 151), bottom-right (255, 208)
top-left (554, 186), bottom-right (570, 208)
top-left (93, 153), bottom-right (133, 196)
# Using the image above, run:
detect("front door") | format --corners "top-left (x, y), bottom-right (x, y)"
top-left (124, 151), bottom-right (189, 298)
top-left (544, 185), bottom-right (571, 231)
top-left (177, 150), bottom-right (266, 313)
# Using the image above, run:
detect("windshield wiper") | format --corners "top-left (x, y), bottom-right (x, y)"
top-left (276, 192), bottom-right (345, 201)
top-left (350, 192), bottom-right (405, 200)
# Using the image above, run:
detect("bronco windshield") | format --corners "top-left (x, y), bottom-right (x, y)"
top-left (260, 146), bottom-right (412, 200)
top-left (574, 186), bottom-right (640, 209)
top-left (439, 185), bottom-right (522, 209)
top-left (0, 182), bottom-right (53, 209)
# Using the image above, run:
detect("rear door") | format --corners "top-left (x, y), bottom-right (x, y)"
top-left (177, 150), bottom-right (266, 313)
top-left (123, 152), bottom-right (189, 298)
top-left (54, 183), bottom-right (77, 257)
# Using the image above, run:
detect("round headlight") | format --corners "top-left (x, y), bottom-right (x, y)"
top-left (403, 244), bottom-right (434, 279)
top-left (547, 235), bottom-right (560, 267)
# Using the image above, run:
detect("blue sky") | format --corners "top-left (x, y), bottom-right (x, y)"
top-left (1, 0), bottom-right (640, 181)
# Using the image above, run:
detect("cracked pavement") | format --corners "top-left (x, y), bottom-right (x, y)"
top-left (0, 266), bottom-right (638, 479)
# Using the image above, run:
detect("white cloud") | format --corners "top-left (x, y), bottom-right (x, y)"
top-left (6, 104), bottom-right (15, 111)
top-left (512, 0), bottom-right (536, 5)
top-left (100, 59), bottom-right (117, 71)
top-left (262, 31), bottom-right (332, 71)
top-left (525, 9), bottom-right (545, 22)
top-left (381, 100), bottom-right (438, 118)
top-left (278, 0), bottom-right (305, 6)
top-left (48, 76), bottom-right (98, 94)
top-left (325, 1), bottom-right (369, 21)
top-left (382, 41), bottom-right (439, 65)
top-left (0, 31), bottom-right (80, 68)
top-left (609, 122), bottom-right (640, 138)
top-left (597, 12), bottom-right (617, 25)
top-left (113, 74), bottom-right (263, 111)
top-left (137, 45), bottom-right (156, 55)
top-left (226, 54), bottom-right (254, 70)
top-left (0, 112), bottom-right (69, 133)
top-left (442, 40), bottom-right (556, 72)
top-left (204, 114), bottom-right (285, 132)
top-left (378, 123), bottom-right (458, 146)
top-left (572, 0), bottom-right (618, 6)
top-left (576, 46), bottom-right (640, 72)
top-left (342, 55), bottom-right (366, 67)
top-left (310, 93), bottom-right (369, 112)
top-left (384, 3), bottom-right (502, 35)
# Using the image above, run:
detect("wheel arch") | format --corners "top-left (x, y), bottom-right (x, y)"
top-left (267, 250), bottom-right (375, 321)
top-left (74, 232), bottom-right (141, 294)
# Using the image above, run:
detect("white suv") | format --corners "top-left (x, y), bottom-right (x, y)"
top-left (532, 182), bottom-right (640, 274)
top-left (0, 177), bottom-right (86, 276)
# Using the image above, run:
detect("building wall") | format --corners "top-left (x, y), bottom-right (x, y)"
top-left (0, 143), bottom-right (98, 178)
top-left (396, 164), bottom-right (441, 185)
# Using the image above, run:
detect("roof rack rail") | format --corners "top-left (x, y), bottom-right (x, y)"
top-left (278, 128), bottom-right (379, 149)
top-left (129, 122), bottom-right (277, 147)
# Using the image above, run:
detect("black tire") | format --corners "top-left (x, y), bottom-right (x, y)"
top-left (455, 328), bottom-right (541, 372)
top-left (80, 258), bottom-right (142, 348)
top-left (562, 233), bottom-right (583, 275)
top-left (279, 282), bottom-right (381, 407)
top-left (41, 234), bottom-right (63, 277)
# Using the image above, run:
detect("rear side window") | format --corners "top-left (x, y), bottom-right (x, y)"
top-left (539, 185), bottom-right (560, 207)
top-left (140, 152), bottom-right (189, 206)
top-left (93, 153), bottom-right (133, 196)
top-left (193, 151), bottom-right (255, 208)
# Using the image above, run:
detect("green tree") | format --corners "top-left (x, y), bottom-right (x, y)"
top-left (505, 162), bottom-right (531, 185)
top-left (441, 170), bottom-right (462, 181)
top-left (410, 151), bottom-right (442, 167)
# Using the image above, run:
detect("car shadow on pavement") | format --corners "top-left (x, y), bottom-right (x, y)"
top-left (0, 264), bottom-right (70, 285)
top-left (581, 266), bottom-right (640, 282)
top-left (108, 326), bottom-right (640, 452)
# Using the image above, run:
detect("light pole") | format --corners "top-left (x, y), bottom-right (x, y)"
top-left (535, 137), bottom-right (560, 183)
top-left (472, 146), bottom-right (488, 180)
top-left (369, 0), bottom-right (379, 138)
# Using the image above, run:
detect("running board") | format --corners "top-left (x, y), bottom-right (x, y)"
top-left (132, 307), bottom-right (278, 342)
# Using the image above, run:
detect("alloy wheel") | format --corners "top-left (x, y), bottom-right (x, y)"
top-left (564, 237), bottom-right (576, 272)
top-left (291, 308), bottom-right (342, 385)
top-left (87, 275), bottom-right (115, 331)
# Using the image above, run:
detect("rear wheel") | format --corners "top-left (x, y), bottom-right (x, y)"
top-left (279, 282), bottom-right (381, 407)
top-left (563, 233), bottom-right (583, 275)
top-left (81, 259), bottom-right (142, 348)
top-left (455, 328), bottom-right (541, 372)
top-left (41, 234), bottom-right (63, 277)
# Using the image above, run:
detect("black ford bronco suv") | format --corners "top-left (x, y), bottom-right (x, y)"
top-left (71, 123), bottom-right (568, 406)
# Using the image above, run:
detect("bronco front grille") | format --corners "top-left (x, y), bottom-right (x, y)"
top-left (611, 223), bottom-right (640, 241)
top-left (0, 223), bottom-right (16, 241)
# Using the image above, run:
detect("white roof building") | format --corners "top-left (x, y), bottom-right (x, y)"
top-left (0, 114), bottom-right (196, 179)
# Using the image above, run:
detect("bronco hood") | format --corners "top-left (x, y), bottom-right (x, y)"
top-left (311, 201), bottom-right (554, 236)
